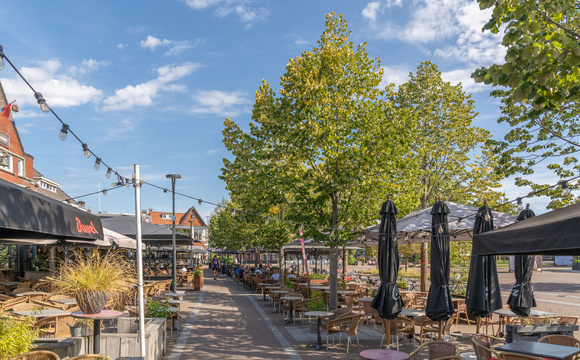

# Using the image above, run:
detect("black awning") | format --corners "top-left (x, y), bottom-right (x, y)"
top-left (101, 216), bottom-right (194, 245)
top-left (472, 202), bottom-right (580, 256)
top-left (0, 178), bottom-right (103, 241)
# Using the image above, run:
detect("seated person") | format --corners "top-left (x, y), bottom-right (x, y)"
top-left (255, 267), bottom-right (263, 275)
top-left (181, 265), bottom-right (187, 275)
top-left (235, 266), bottom-right (246, 279)
top-left (286, 271), bottom-right (297, 279)
top-left (270, 269), bottom-right (280, 281)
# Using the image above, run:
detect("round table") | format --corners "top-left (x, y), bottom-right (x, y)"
top-left (304, 311), bottom-right (333, 350)
top-left (72, 310), bottom-right (123, 354)
top-left (270, 290), bottom-right (289, 312)
top-left (280, 296), bottom-right (302, 324)
top-left (360, 349), bottom-right (410, 360)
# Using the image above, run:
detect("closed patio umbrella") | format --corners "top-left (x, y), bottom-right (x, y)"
top-left (466, 201), bottom-right (502, 331)
top-left (507, 205), bottom-right (537, 317)
top-left (371, 197), bottom-right (404, 348)
top-left (425, 200), bottom-right (454, 327)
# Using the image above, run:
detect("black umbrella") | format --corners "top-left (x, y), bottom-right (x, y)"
top-left (466, 202), bottom-right (502, 329)
top-left (507, 205), bottom-right (537, 316)
top-left (426, 201), bottom-right (454, 325)
top-left (371, 198), bottom-right (404, 347)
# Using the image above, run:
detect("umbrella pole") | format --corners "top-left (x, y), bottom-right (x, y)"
top-left (438, 321), bottom-right (442, 340)
top-left (385, 319), bottom-right (391, 348)
top-left (476, 317), bottom-right (481, 333)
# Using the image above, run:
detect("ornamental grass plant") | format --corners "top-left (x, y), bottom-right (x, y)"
top-left (51, 250), bottom-right (137, 311)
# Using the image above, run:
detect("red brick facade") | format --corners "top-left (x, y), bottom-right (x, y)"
top-left (149, 206), bottom-right (206, 227)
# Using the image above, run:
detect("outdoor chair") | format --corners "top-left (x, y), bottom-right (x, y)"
top-left (409, 340), bottom-right (458, 360)
top-left (537, 334), bottom-right (580, 357)
top-left (35, 314), bottom-right (74, 338)
top-left (12, 303), bottom-right (44, 312)
top-left (471, 334), bottom-right (504, 360)
top-left (9, 350), bottom-right (60, 360)
top-left (0, 284), bottom-right (9, 295)
top-left (12, 287), bottom-right (32, 294)
top-left (361, 298), bottom-right (373, 324)
top-left (282, 292), bottom-right (303, 320)
top-left (453, 298), bottom-right (470, 324)
top-left (498, 352), bottom-right (544, 360)
top-left (0, 293), bottom-right (12, 301)
top-left (1, 296), bottom-right (27, 312)
top-left (419, 314), bottom-right (457, 342)
top-left (326, 314), bottom-right (361, 353)
top-left (382, 316), bottom-right (416, 350)
top-left (31, 299), bottom-right (66, 311)
top-left (186, 273), bottom-right (195, 287)
top-left (68, 355), bottom-right (105, 360)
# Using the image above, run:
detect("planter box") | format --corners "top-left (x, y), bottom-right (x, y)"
top-left (101, 317), bottom-right (166, 360)
top-left (506, 324), bottom-right (579, 343)
top-left (194, 275), bottom-right (203, 290)
top-left (33, 337), bottom-right (87, 359)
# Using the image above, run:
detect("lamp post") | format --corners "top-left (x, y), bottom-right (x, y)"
top-left (166, 174), bottom-right (181, 293)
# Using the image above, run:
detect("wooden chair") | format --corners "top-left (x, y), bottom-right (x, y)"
top-left (12, 287), bottom-right (32, 294)
top-left (471, 334), bottom-right (504, 360)
top-left (320, 307), bottom-right (352, 332)
top-left (326, 314), bottom-right (362, 353)
top-left (409, 340), bottom-right (458, 360)
top-left (9, 350), bottom-right (60, 360)
top-left (498, 352), bottom-right (544, 360)
top-left (12, 303), bottom-right (44, 312)
top-left (186, 273), bottom-right (195, 287)
top-left (419, 314), bottom-right (457, 342)
top-left (361, 299), bottom-right (373, 324)
top-left (31, 299), bottom-right (66, 310)
top-left (454, 298), bottom-right (470, 324)
top-left (68, 355), bottom-right (104, 360)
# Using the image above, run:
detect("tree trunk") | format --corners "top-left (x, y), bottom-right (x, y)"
top-left (328, 245), bottom-right (338, 310)
top-left (421, 242), bottom-right (428, 292)
top-left (279, 247), bottom-right (285, 280)
top-left (342, 246), bottom-right (347, 280)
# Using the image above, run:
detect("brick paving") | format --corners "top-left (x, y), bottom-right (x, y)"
top-left (163, 266), bottom-right (580, 360)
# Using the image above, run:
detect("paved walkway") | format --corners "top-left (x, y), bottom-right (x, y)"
top-left (163, 267), bottom-right (580, 360)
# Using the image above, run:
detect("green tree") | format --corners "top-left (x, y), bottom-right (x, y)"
top-left (473, 0), bottom-right (580, 112)
top-left (221, 13), bottom-right (397, 310)
top-left (472, 0), bottom-right (580, 209)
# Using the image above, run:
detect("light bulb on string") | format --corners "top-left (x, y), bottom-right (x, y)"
top-left (59, 124), bottom-right (69, 141)
top-left (34, 92), bottom-right (50, 113)
top-left (82, 144), bottom-right (91, 159)
top-left (438, 225), bottom-right (443, 234)
top-left (484, 212), bottom-right (490, 222)
top-left (198, 199), bottom-right (202, 205)
top-left (560, 180), bottom-right (571, 196)
top-left (125, 178), bottom-right (131, 188)
top-left (517, 198), bottom-right (523, 211)
top-left (105, 168), bottom-right (112, 179)
top-left (102, 189), bottom-right (107, 195)
top-left (93, 158), bottom-right (101, 171)
top-left (456, 217), bottom-right (463, 227)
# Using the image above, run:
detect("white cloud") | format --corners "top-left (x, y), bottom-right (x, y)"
top-left (205, 148), bottom-right (220, 155)
top-left (441, 68), bottom-right (489, 93)
top-left (117, 43), bottom-right (128, 50)
top-left (381, 65), bottom-right (410, 89)
top-left (103, 62), bottom-right (200, 111)
top-left (69, 59), bottom-right (110, 76)
top-left (105, 117), bottom-right (140, 139)
top-left (141, 35), bottom-right (172, 50)
top-left (190, 90), bottom-right (250, 116)
top-left (180, 0), bottom-right (268, 27)
top-left (0, 59), bottom-right (103, 108)
top-left (294, 40), bottom-right (308, 46)
top-left (363, 0), bottom-right (504, 68)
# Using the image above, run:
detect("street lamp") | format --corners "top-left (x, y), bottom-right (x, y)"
top-left (166, 174), bottom-right (181, 293)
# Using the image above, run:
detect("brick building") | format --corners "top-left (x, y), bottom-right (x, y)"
top-left (148, 206), bottom-right (208, 245)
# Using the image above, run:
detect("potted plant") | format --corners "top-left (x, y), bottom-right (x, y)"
top-left (146, 299), bottom-right (171, 319)
top-left (193, 269), bottom-right (203, 291)
top-left (51, 251), bottom-right (137, 314)
top-left (0, 315), bottom-right (38, 360)
top-left (69, 318), bottom-right (93, 337)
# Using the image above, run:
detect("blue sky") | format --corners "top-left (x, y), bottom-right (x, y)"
top-left (0, 0), bottom-right (554, 220)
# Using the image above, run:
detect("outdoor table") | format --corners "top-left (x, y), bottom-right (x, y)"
top-left (494, 308), bottom-right (555, 336)
top-left (400, 308), bottom-right (425, 318)
top-left (168, 299), bottom-right (185, 306)
top-left (304, 311), bottom-right (333, 350)
top-left (13, 291), bottom-right (49, 297)
top-left (360, 297), bottom-right (374, 302)
top-left (360, 349), bottom-right (410, 359)
top-left (72, 310), bottom-right (123, 354)
top-left (50, 298), bottom-right (78, 305)
top-left (13, 308), bottom-right (70, 318)
top-left (270, 290), bottom-right (290, 312)
top-left (164, 292), bottom-right (185, 299)
top-left (0, 281), bottom-right (19, 286)
top-left (259, 283), bottom-right (278, 301)
top-left (265, 286), bottom-right (282, 303)
top-left (311, 286), bottom-right (329, 290)
top-left (281, 296), bottom-right (302, 324)
top-left (496, 341), bottom-right (580, 360)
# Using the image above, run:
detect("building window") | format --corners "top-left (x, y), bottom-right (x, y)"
top-left (161, 214), bottom-right (174, 220)
top-left (38, 181), bottom-right (57, 193)
top-left (17, 158), bottom-right (24, 176)
top-left (0, 151), bottom-right (13, 173)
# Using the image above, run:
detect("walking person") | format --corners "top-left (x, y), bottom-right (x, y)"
top-left (212, 255), bottom-right (220, 280)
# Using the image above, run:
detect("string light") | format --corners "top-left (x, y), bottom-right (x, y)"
top-left (560, 180), bottom-right (571, 196)
top-left (93, 158), bottom-right (101, 171)
top-left (105, 168), bottom-right (112, 179)
top-left (82, 143), bottom-right (91, 159)
top-left (59, 124), bottom-right (69, 141)
top-left (517, 197), bottom-right (523, 211)
top-left (34, 92), bottom-right (50, 113)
